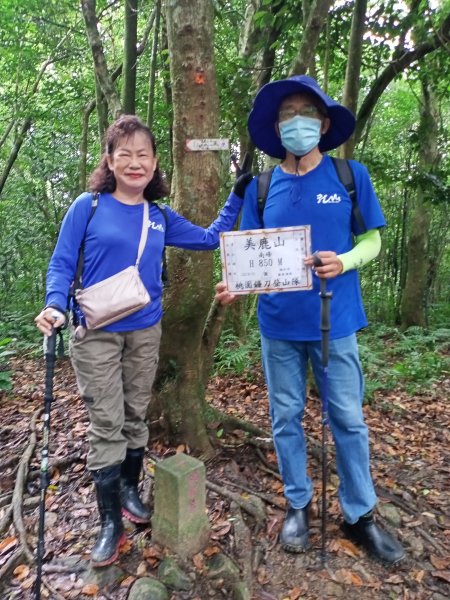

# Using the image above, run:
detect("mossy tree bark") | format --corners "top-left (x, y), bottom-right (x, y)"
top-left (159, 0), bottom-right (220, 456)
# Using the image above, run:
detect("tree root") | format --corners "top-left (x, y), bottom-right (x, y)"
top-left (11, 407), bottom-right (41, 564)
top-left (0, 497), bottom-right (40, 536)
top-left (0, 492), bottom-right (13, 509)
top-left (42, 578), bottom-right (68, 600)
top-left (1, 408), bottom-right (42, 583)
top-left (207, 406), bottom-right (270, 438)
top-left (0, 547), bottom-right (25, 582)
top-left (220, 477), bottom-right (285, 510)
top-left (414, 525), bottom-right (448, 556)
top-left (2, 453), bottom-right (22, 471)
top-left (206, 479), bottom-right (266, 525)
top-left (254, 447), bottom-right (282, 481)
top-left (230, 501), bottom-right (253, 596)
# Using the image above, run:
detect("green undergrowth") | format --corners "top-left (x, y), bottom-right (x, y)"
top-left (359, 324), bottom-right (450, 400)
top-left (213, 327), bottom-right (261, 378)
top-left (214, 323), bottom-right (450, 402)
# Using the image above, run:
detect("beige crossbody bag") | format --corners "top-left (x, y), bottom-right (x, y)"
top-left (75, 199), bottom-right (151, 329)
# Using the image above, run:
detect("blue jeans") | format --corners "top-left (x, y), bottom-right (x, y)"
top-left (261, 333), bottom-right (377, 524)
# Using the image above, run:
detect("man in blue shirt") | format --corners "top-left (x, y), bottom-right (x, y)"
top-left (216, 76), bottom-right (405, 565)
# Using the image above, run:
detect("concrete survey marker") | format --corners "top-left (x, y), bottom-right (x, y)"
top-left (152, 453), bottom-right (210, 557)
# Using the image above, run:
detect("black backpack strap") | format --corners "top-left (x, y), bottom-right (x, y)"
top-left (151, 201), bottom-right (169, 286)
top-left (330, 157), bottom-right (367, 234)
top-left (257, 167), bottom-right (275, 226)
top-left (69, 192), bottom-right (99, 307)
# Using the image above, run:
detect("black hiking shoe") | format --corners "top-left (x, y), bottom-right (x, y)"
top-left (280, 503), bottom-right (310, 553)
top-left (341, 511), bottom-right (405, 565)
top-left (91, 464), bottom-right (126, 567)
top-left (120, 448), bottom-right (151, 524)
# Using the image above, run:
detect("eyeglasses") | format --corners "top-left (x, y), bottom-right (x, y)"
top-left (278, 105), bottom-right (324, 122)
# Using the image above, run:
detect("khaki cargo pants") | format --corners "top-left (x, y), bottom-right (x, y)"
top-left (70, 323), bottom-right (161, 470)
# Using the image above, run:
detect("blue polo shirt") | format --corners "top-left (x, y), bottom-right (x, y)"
top-left (45, 191), bottom-right (242, 331)
top-left (240, 155), bottom-right (385, 341)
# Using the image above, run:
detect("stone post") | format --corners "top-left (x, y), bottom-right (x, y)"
top-left (152, 453), bottom-right (209, 557)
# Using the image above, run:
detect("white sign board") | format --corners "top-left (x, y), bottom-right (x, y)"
top-left (186, 138), bottom-right (229, 151)
top-left (220, 226), bottom-right (313, 294)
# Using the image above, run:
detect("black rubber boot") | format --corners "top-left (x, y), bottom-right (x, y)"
top-left (342, 511), bottom-right (405, 565)
top-left (91, 464), bottom-right (126, 567)
top-left (280, 503), bottom-right (310, 553)
top-left (120, 448), bottom-right (151, 524)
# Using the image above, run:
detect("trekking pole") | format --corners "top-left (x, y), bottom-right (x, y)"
top-left (34, 325), bottom-right (59, 600)
top-left (313, 253), bottom-right (332, 565)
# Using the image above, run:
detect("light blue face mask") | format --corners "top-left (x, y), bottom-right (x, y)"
top-left (279, 115), bottom-right (322, 157)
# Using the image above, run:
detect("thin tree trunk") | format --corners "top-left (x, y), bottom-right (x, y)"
top-left (81, 0), bottom-right (122, 119)
top-left (339, 0), bottom-right (368, 158)
top-left (0, 119), bottom-right (16, 151)
top-left (0, 118), bottom-right (31, 197)
top-left (322, 14), bottom-right (331, 92)
top-left (122, 0), bottom-right (138, 114)
top-left (400, 77), bottom-right (438, 328)
top-left (147, 0), bottom-right (162, 128)
top-left (95, 75), bottom-right (109, 142)
top-left (78, 105), bottom-right (93, 194)
top-left (290, 0), bottom-right (333, 75)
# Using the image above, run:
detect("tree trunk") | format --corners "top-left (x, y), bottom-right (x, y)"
top-left (159, 0), bottom-right (220, 456)
top-left (146, 0), bottom-right (162, 128)
top-left (400, 77), bottom-right (438, 328)
top-left (0, 118), bottom-right (31, 198)
top-left (122, 0), bottom-right (138, 114)
top-left (81, 0), bottom-right (122, 119)
top-left (78, 103), bottom-right (94, 194)
top-left (95, 75), bottom-right (109, 142)
top-left (339, 0), bottom-right (367, 158)
top-left (290, 0), bottom-right (333, 75)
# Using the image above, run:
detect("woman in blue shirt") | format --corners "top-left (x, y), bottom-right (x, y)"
top-left (35, 115), bottom-right (250, 566)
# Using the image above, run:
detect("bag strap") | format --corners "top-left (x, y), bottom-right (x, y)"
top-left (330, 157), bottom-right (366, 234)
top-left (135, 200), bottom-right (149, 267)
top-left (257, 167), bottom-right (275, 226)
top-left (70, 192), bottom-right (99, 303)
top-left (151, 202), bottom-right (169, 286)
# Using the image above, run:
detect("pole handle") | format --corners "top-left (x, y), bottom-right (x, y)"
top-left (43, 329), bottom-right (57, 358)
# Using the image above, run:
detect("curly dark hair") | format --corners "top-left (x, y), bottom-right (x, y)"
top-left (88, 115), bottom-right (170, 201)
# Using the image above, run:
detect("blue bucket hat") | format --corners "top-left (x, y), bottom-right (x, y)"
top-left (248, 75), bottom-right (356, 158)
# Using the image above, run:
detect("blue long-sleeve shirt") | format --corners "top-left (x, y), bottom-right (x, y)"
top-left (240, 156), bottom-right (385, 341)
top-left (46, 191), bottom-right (242, 331)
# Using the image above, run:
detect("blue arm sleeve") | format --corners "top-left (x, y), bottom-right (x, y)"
top-left (164, 190), bottom-right (244, 250)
